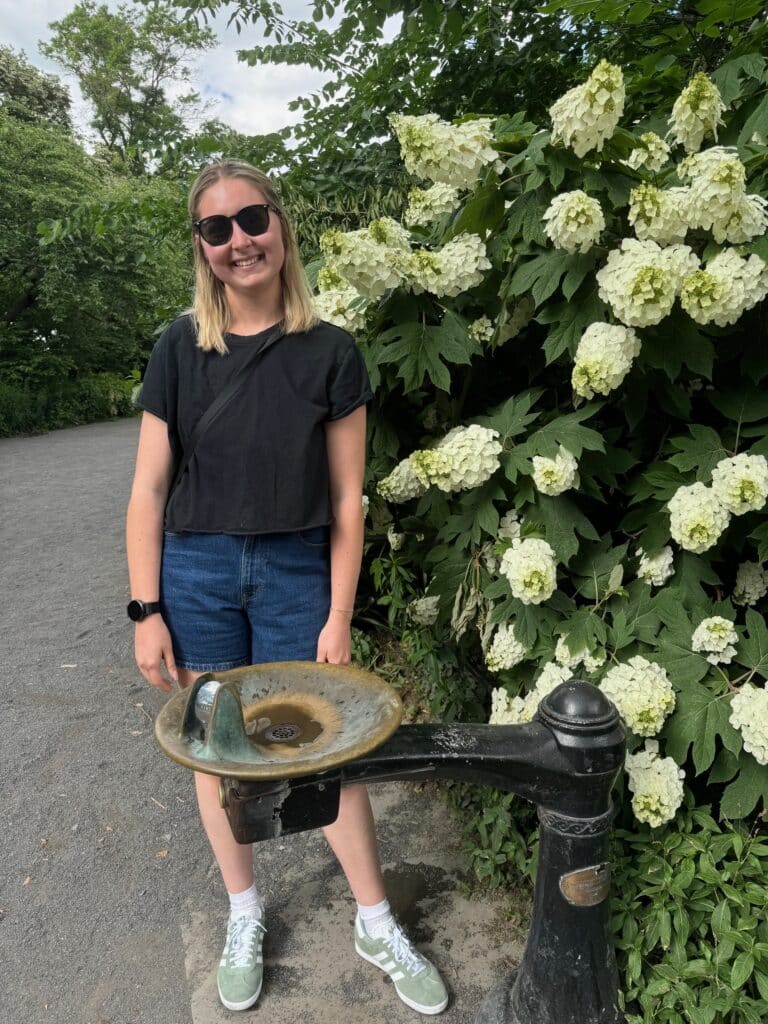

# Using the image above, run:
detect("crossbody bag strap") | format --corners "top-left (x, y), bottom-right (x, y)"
top-left (169, 325), bottom-right (283, 498)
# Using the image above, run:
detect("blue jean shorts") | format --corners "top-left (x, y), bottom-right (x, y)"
top-left (159, 527), bottom-right (331, 671)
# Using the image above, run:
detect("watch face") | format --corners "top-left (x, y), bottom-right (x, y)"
top-left (127, 600), bottom-right (144, 622)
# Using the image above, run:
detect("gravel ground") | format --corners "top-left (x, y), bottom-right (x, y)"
top-left (0, 418), bottom-right (525, 1024)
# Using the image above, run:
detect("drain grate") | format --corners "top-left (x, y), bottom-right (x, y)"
top-left (264, 723), bottom-right (301, 742)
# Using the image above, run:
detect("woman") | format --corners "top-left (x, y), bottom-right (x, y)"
top-left (126, 160), bottom-right (448, 1015)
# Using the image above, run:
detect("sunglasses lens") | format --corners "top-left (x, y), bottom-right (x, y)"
top-left (197, 205), bottom-right (271, 246)
top-left (199, 216), bottom-right (232, 246)
top-left (236, 205), bottom-right (271, 236)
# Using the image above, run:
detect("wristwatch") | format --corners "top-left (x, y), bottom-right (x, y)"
top-left (127, 599), bottom-right (161, 622)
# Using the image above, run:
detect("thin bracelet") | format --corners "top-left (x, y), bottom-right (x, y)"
top-left (330, 607), bottom-right (354, 616)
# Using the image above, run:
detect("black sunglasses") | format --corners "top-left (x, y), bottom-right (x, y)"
top-left (193, 203), bottom-right (278, 246)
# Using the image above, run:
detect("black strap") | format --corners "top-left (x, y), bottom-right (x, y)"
top-left (168, 325), bottom-right (283, 499)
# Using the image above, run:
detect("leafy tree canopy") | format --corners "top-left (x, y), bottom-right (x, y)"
top-left (41, 0), bottom-right (216, 172)
top-left (0, 46), bottom-right (72, 129)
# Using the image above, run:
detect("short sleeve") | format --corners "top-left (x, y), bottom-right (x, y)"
top-left (327, 341), bottom-right (373, 421)
top-left (135, 330), bottom-right (169, 421)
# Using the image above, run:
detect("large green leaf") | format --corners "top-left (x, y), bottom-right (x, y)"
top-left (446, 181), bottom-right (506, 242)
top-left (524, 405), bottom-right (605, 459)
top-left (478, 389), bottom-right (543, 441)
top-left (666, 425), bottom-right (727, 480)
top-left (641, 317), bottom-right (715, 381)
top-left (526, 494), bottom-right (599, 564)
top-left (377, 316), bottom-right (478, 393)
top-left (537, 287), bottom-right (607, 364)
top-left (507, 250), bottom-right (574, 306)
top-left (735, 610), bottom-right (768, 681)
top-left (653, 626), bottom-right (712, 688)
top-left (663, 686), bottom-right (740, 775)
top-left (720, 753), bottom-right (768, 819)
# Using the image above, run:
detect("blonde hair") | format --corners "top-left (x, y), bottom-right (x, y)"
top-left (187, 160), bottom-right (318, 353)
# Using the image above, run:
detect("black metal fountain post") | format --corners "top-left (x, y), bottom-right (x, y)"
top-left (156, 669), bottom-right (626, 1024)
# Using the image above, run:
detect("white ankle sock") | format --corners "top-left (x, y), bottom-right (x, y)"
top-left (357, 898), bottom-right (394, 938)
top-left (228, 884), bottom-right (263, 921)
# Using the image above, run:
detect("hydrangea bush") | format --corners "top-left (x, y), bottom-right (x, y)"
top-left (315, 60), bottom-right (768, 831)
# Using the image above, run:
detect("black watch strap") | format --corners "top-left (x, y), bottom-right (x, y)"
top-left (127, 599), bottom-right (161, 622)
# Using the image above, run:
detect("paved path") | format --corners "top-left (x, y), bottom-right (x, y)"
top-left (0, 418), bottom-right (526, 1024)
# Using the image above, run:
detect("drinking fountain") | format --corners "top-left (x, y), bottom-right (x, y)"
top-left (155, 661), bottom-right (626, 1024)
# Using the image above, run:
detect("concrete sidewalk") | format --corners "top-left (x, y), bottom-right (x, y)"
top-left (1, 418), bottom-right (528, 1024)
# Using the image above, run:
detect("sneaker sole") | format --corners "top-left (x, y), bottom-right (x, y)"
top-left (355, 941), bottom-right (449, 1015)
top-left (217, 975), bottom-right (263, 1012)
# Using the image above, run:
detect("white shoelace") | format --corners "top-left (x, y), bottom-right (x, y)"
top-left (226, 915), bottom-right (265, 969)
top-left (385, 925), bottom-right (426, 976)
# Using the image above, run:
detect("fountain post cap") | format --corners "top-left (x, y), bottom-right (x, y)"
top-left (536, 679), bottom-right (623, 751)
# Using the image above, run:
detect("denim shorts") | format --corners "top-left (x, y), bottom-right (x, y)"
top-left (159, 527), bottom-right (331, 671)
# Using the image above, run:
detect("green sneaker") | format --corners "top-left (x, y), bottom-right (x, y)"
top-left (217, 914), bottom-right (266, 1011)
top-left (354, 915), bottom-right (449, 1015)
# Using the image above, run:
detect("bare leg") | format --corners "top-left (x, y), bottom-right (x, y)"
top-left (322, 784), bottom-right (386, 905)
top-left (178, 669), bottom-right (254, 893)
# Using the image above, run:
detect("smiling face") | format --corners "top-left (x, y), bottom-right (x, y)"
top-left (194, 175), bottom-right (286, 304)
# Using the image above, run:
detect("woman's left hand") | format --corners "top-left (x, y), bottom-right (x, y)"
top-left (316, 613), bottom-right (352, 664)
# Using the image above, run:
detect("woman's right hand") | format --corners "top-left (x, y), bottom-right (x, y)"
top-left (135, 615), bottom-right (178, 692)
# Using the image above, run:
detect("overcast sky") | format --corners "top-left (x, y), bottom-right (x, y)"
top-left (0, 0), bottom-right (394, 140)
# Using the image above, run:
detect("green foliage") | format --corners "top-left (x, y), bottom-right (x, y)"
top-left (0, 45), bottom-right (72, 128)
top-left (0, 109), bottom-right (192, 407)
top-left (0, 372), bottom-right (135, 436)
top-left (613, 806), bottom-right (768, 1024)
top-left (41, 0), bottom-right (215, 172)
top-left (173, 0), bottom-right (612, 192)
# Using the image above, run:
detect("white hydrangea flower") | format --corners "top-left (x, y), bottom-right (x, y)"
top-left (624, 132), bottom-right (670, 173)
top-left (691, 615), bottom-right (738, 666)
top-left (409, 595), bottom-right (440, 626)
top-left (596, 239), bottom-right (699, 327)
top-left (733, 561), bottom-right (768, 606)
top-left (468, 316), bottom-right (494, 343)
top-left (386, 524), bottom-right (404, 551)
top-left (637, 547), bottom-right (675, 587)
top-left (554, 636), bottom-right (606, 673)
top-left (404, 182), bottom-right (462, 226)
top-left (489, 686), bottom-right (527, 725)
top-left (409, 448), bottom-right (456, 491)
top-left (314, 285), bottom-right (369, 333)
top-left (361, 495), bottom-right (369, 518)
top-left (711, 453), bottom-right (768, 515)
top-left (667, 482), bottom-right (730, 553)
top-left (668, 72), bottom-right (726, 152)
top-left (498, 509), bottom-right (521, 543)
top-left (711, 192), bottom-right (768, 245)
top-left (600, 656), bottom-right (675, 736)
top-left (549, 60), bottom-right (625, 158)
top-left (488, 663), bottom-right (571, 725)
top-left (681, 249), bottom-right (768, 327)
top-left (389, 113), bottom-right (499, 189)
top-left (628, 184), bottom-right (689, 245)
top-left (408, 425), bottom-right (502, 495)
top-left (572, 322), bottom-right (641, 399)
top-left (543, 190), bottom-right (605, 254)
top-left (678, 148), bottom-right (768, 244)
top-left (407, 233), bottom-right (491, 298)
top-left (677, 146), bottom-right (741, 183)
top-left (320, 224), bottom-right (409, 298)
top-left (485, 623), bottom-right (527, 673)
top-left (531, 445), bottom-right (580, 496)
top-left (730, 685), bottom-right (768, 765)
top-left (535, 660), bottom-right (573, 693)
top-left (625, 740), bottom-right (685, 827)
top-left (378, 457), bottom-right (428, 504)
top-left (500, 538), bottom-right (558, 606)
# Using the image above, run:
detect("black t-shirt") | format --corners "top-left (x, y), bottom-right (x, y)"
top-left (136, 315), bottom-right (372, 534)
